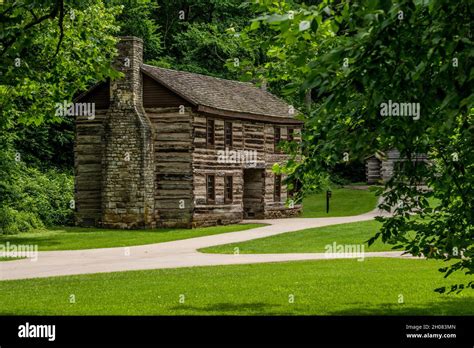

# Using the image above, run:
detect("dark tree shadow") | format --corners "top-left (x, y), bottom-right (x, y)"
top-left (324, 297), bottom-right (474, 316)
top-left (169, 302), bottom-right (295, 315)
top-left (0, 236), bottom-right (63, 249)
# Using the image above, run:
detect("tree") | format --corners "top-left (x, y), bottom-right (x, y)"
top-left (153, 0), bottom-right (256, 78)
top-left (0, 0), bottom-right (122, 231)
top-left (107, 0), bottom-right (162, 62)
top-left (241, 0), bottom-right (473, 292)
top-left (0, 0), bottom-right (121, 128)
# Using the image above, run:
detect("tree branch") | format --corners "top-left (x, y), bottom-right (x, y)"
top-left (29, 9), bottom-right (38, 21)
top-left (53, 0), bottom-right (65, 57)
top-left (0, 0), bottom-right (61, 57)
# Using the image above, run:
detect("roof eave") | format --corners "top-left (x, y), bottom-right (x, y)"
top-left (197, 105), bottom-right (304, 125)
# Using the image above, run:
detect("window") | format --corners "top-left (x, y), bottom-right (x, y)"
top-left (287, 128), bottom-right (294, 141)
top-left (274, 127), bottom-right (281, 152)
top-left (274, 174), bottom-right (281, 202)
top-left (224, 176), bottom-right (233, 203)
top-left (288, 179), bottom-right (301, 199)
top-left (207, 119), bottom-right (215, 146)
top-left (225, 121), bottom-right (233, 147)
top-left (206, 175), bottom-right (215, 203)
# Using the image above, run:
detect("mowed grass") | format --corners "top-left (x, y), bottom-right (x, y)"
top-left (200, 220), bottom-right (395, 254)
top-left (0, 188), bottom-right (376, 255)
top-left (301, 188), bottom-right (378, 218)
top-left (0, 258), bottom-right (472, 315)
top-left (0, 224), bottom-right (265, 252)
top-left (0, 257), bottom-right (25, 262)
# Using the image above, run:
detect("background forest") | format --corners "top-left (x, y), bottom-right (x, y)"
top-left (1, 0), bottom-right (336, 233)
top-left (0, 0), bottom-right (472, 288)
top-left (0, 0), bottom-right (272, 233)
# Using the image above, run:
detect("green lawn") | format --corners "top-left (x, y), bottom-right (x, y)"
top-left (200, 220), bottom-right (396, 254)
top-left (0, 224), bottom-right (265, 252)
top-left (0, 188), bottom-right (377, 255)
top-left (301, 188), bottom-right (378, 218)
top-left (0, 257), bottom-right (25, 262)
top-left (0, 258), bottom-right (471, 315)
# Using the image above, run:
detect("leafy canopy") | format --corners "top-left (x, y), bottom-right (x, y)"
top-left (241, 0), bottom-right (473, 292)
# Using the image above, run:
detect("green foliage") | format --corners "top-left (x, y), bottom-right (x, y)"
top-left (330, 161), bottom-right (367, 185)
top-left (0, 1), bottom-right (122, 128)
top-left (227, 0), bottom-right (339, 105)
top-left (161, 22), bottom-right (253, 78)
top-left (155, 0), bottom-right (255, 78)
top-left (0, 1), bottom-right (122, 232)
top-left (107, 0), bottom-right (162, 61)
top-left (242, 0), bottom-right (473, 289)
top-left (0, 0), bottom-right (122, 166)
top-left (13, 119), bottom-right (74, 170)
top-left (0, 157), bottom-right (74, 234)
top-left (0, 206), bottom-right (44, 235)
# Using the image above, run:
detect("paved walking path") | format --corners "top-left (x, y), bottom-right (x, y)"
top-left (0, 208), bottom-right (414, 281)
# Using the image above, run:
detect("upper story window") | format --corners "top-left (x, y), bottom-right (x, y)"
top-left (274, 174), bottom-right (282, 202)
top-left (224, 175), bottom-right (233, 203)
top-left (225, 121), bottom-right (233, 148)
top-left (288, 128), bottom-right (294, 141)
top-left (207, 118), bottom-right (215, 146)
top-left (274, 126), bottom-right (281, 152)
top-left (207, 174), bottom-right (215, 204)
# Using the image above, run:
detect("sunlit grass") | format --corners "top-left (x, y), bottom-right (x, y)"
top-left (301, 188), bottom-right (378, 218)
top-left (0, 224), bottom-right (265, 252)
top-left (201, 220), bottom-right (395, 254)
top-left (0, 258), bottom-right (471, 315)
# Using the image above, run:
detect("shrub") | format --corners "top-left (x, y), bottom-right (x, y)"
top-left (14, 167), bottom-right (74, 226)
top-left (0, 206), bottom-right (44, 235)
top-left (0, 157), bottom-right (74, 234)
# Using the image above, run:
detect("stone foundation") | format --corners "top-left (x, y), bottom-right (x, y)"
top-left (264, 206), bottom-right (302, 219)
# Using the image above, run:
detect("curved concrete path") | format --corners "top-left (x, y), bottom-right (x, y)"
top-left (0, 208), bottom-right (413, 281)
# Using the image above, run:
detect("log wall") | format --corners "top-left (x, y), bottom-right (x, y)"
top-left (263, 125), bottom-right (302, 218)
top-left (74, 110), bottom-right (106, 226)
top-left (192, 114), bottom-right (302, 225)
top-left (146, 107), bottom-right (194, 228)
top-left (192, 114), bottom-right (245, 226)
top-left (366, 157), bottom-right (382, 184)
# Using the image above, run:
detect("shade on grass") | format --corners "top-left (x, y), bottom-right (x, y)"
top-left (0, 258), bottom-right (471, 315)
top-left (301, 188), bottom-right (378, 218)
top-left (200, 220), bottom-right (395, 254)
top-left (0, 257), bottom-right (25, 262)
top-left (0, 224), bottom-right (265, 252)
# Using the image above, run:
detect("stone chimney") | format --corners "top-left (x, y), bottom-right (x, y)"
top-left (101, 36), bottom-right (155, 229)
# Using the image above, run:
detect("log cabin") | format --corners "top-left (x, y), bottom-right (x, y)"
top-left (365, 149), bottom-right (428, 184)
top-left (74, 36), bottom-right (303, 229)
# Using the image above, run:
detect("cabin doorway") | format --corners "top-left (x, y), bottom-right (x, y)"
top-left (243, 168), bottom-right (265, 219)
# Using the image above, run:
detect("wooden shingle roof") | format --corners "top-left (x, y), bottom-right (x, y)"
top-left (141, 64), bottom-right (302, 124)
